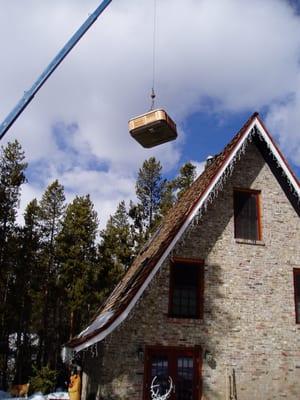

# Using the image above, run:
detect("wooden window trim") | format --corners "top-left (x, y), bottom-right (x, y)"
top-left (168, 257), bottom-right (204, 319)
top-left (233, 188), bottom-right (262, 241)
top-left (143, 345), bottom-right (202, 400)
top-left (293, 268), bottom-right (300, 324)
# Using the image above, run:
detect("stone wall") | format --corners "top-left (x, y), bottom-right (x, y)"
top-left (81, 142), bottom-right (300, 400)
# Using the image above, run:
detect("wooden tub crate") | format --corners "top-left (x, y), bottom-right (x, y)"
top-left (129, 109), bottom-right (177, 148)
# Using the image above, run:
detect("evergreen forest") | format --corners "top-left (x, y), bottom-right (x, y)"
top-left (0, 140), bottom-right (197, 392)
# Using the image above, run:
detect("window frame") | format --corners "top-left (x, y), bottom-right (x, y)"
top-left (143, 345), bottom-right (202, 400)
top-left (233, 188), bottom-right (262, 241)
top-left (293, 268), bottom-right (300, 324)
top-left (168, 257), bottom-right (204, 319)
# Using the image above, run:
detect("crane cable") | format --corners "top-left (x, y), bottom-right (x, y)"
top-left (150, 0), bottom-right (157, 110)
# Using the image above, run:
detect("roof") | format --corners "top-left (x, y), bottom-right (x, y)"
top-left (67, 112), bottom-right (300, 352)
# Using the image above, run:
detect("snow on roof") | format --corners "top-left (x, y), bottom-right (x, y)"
top-left (77, 310), bottom-right (114, 338)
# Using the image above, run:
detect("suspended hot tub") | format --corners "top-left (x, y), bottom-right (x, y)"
top-left (129, 109), bottom-right (177, 148)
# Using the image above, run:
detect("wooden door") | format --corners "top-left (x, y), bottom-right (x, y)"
top-left (144, 346), bottom-right (201, 400)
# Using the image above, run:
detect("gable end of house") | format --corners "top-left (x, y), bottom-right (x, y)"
top-left (66, 112), bottom-right (300, 354)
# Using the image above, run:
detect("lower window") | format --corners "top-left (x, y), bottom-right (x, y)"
top-left (144, 346), bottom-right (201, 400)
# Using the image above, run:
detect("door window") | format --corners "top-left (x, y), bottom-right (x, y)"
top-left (144, 347), bottom-right (201, 400)
top-left (151, 355), bottom-right (169, 395)
top-left (176, 357), bottom-right (194, 400)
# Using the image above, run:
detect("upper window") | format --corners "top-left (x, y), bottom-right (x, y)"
top-left (169, 258), bottom-right (204, 319)
top-left (294, 269), bottom-right (300, 324)
top-left (234, 189), bottom-right (261, 241)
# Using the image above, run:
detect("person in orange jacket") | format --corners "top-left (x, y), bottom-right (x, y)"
top-left (68, 366), bottom-right (81, 400)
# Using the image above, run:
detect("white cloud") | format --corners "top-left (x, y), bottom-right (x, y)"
top-left (191, 160), bottom-right (206, 177)
top-left (61, 168), bottom-right (137, 229)
top-left (18, 183), bottom-right (44, 223)
top-left (1, 0), bottom-right (300, 227)
top-left (265, 75), bottom-right (300, 166)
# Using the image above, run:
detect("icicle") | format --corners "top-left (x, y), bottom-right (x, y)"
top-left (90, 343), bottom-right (98, 358)
top-left (255, 127), bottom-right (299, 202)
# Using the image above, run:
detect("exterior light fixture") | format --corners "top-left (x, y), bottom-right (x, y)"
top-left (204, 349), bottom-right (216, 369)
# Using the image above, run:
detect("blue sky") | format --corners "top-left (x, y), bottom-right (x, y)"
top-left (184, 110), bottom-right (300, 178)
top-left (0, 0), bottom-right (299, 227)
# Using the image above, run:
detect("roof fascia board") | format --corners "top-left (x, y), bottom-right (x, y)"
top-left (73, 116), bottom-right (299, 352)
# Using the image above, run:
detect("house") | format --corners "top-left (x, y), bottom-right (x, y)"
top-left (65, 113), bottom-right (300, 400)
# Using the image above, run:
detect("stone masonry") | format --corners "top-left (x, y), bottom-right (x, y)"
top-left (81, 142), bottom-right (300, 400)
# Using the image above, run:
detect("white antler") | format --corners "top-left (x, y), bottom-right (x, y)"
top-left (150, 376), bottom-right (173, 400)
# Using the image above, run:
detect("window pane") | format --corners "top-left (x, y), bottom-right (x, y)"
top-left (296, 274), bottom-right (300, 297)
top-left (234, 190), bottom-right (259, 240)
top-left (151, 356), bottom-right (169, 396)
top-left (171, 263), bottom-right (199, 318)
top-left (295, 272), bottom-right (300, 323)
top-left (176, 357), bottom-right (193, 400)
top-left (297, 302), bottom-right (300, 322)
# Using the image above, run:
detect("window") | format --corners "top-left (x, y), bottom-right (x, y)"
top-left (144, 346), bottom-right (201, 400)
top-left (234, 189), bottom-right (261, 241)
top-left (294, 269), bottom-right (300, 324)
top-left (169, 258), bottom-right (204, 319)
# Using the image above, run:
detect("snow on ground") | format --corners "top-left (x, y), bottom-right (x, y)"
top-left (0, 392), bottom-right (69, 400)
top-left (0, 391), bottom-right (11, 399)
top-left (30, 394), bottom-right (45, 400)
top-left (45, 392), bottom-right (69, 400)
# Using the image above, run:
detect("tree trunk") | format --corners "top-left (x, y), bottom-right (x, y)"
top-left (70, 310), bottom-right (75, 340)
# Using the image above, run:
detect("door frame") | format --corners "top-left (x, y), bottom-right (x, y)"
top-left (143, 345), bottom-right (202, 400)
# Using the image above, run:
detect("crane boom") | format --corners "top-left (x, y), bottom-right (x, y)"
top-left (0, 0), bottom-right (113, 140)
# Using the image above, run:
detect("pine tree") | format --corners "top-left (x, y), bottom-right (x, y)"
top-left (128, 201), bottom-right (146, 251)
top-left (56, 195), bottom-right (99, 339)
top-left (130, 157), bottom-right (166, 248)
top-left (13, 200), bottom-right (40, 383)
top-left (160, 162), bottom-right (197, 217)
top-left (135, 157), bottom-right (166, 229)
top-left (160, 181), bottom-right (176, 217)
top-left (173, 162), bottom-right (196, 199)
top-left (36, 180), bottom-right (65, 368)
top-left (0, 141), bottom-right (27, 235)
top-left (99, 201), bottom-right (133, 291)
top-left (0, 141), bottom-right (27, 389)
